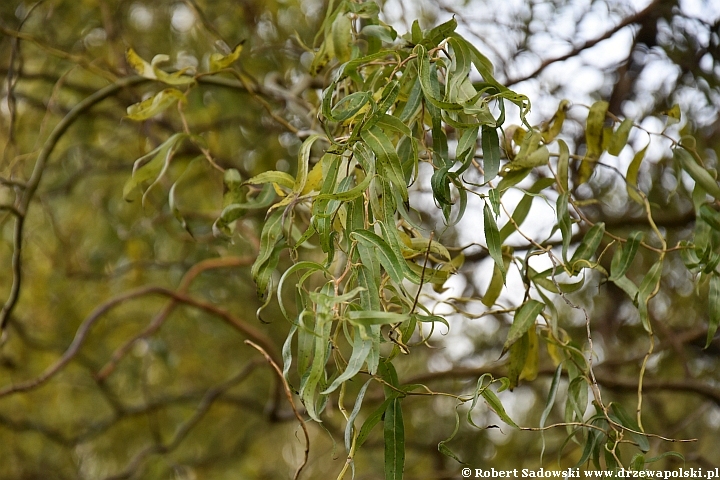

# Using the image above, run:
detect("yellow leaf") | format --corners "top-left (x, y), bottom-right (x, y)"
top-left (662, 104), bottom-right (681, 125)
top-left (520, 327), bottom-right (539, 381)
top-left (126, 48), bottom-right (156, 79)
top-left (126, 88), bottom-right (185, 120)
top-left (301, 158), bottom-right (325, 195)
top-left (209, 41), bottom-right (245, 72)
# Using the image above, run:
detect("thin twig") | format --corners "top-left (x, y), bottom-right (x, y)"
top-left (245, 340), bottom-right (310, 480)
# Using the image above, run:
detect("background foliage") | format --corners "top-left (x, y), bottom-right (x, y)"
top-left (1, 0), bottom-right (719, 479)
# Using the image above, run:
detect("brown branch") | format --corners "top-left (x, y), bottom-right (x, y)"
top-left (95, 256), bottom-right (254, 381)
top-left (0, 22), bottom-right (117, 82)
top-left (594, 371), bottom-right (720, 406)
top-left (0, 285), bottom-right (280, 398)
top-left (505, 0), bottom-right (664, 86)
top-left (0, 285), bottom-right (166, 397)
top-left (102, 362), bottom-right (260, 480)
top-left (406, 364), bottom-right (720, 406)
top-left (246, 340), bottom-right (310, 480)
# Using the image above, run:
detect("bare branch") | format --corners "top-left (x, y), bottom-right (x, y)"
top-left (505, 0), bottom-right (664, 86)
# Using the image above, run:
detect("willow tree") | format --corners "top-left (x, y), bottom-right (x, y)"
top-left (0, 0), bottom-right (718, 478)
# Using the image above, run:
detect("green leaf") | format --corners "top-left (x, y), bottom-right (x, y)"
top-left (706, 274), bottom-right (720, 348)
top-left (542, 100), bottom-right (569, 142)
top-left (361, 126), bottom-right (408, 203)
top-left (384, 399), bottom-right (405, 479)
top-left (455, 126), bottom-right (479, 175)
top-left (421, 17), bottom-right (457, 48)
top-left (626, 144), bottom-right (648, 204)
top-left (507, 332), bottom-right (529, 390)
top-left (293, 134), bottom-right (322, 195)
top-left (530, 267), bottom-right (585, 294)
top-left (126, 88), bottom-right (185, 120)
top-left (489, 188), bottom-right (501, 218)
top-left (244, 170), bottom-right (295, 189)
top-left (578, 100), bottom-right (608, 184)
top-left (277, 261), bottom-right (327, 321)
top-left (351, 229), bottom-right (404, 284)
top-left (630, 454), bottom-right (645, 471)
top-left (362, 24), bottom-right (397, 43)
top-left (482, 125), bottom-right (501, 182)
top-left (373, 114), bottom-right (412, 138)
top-left (357, 397), bottom-right (394, 448)
top-left (437, 407), bottom-right (466, 464)
top-left (123, 133), bottom-right (189, 203)
top-left (557, 192), bottom-right (572, 262)
top-left (675, 147), bottom-right (720, 201)
top-left (251, 210), bottom-right (285, 300)
top-left (331, 92), bottom-right (371, 122)
top-left (569, 222), bottom-right (605, 275)
top-left (213, 184), bottom-right (276, 237)
top-left (610, 403), bottom-right (650, 452)
top-left (345, 379), bottom-right (374, 452)
top-left (566, 376), bottom-right (589, 423)
top-left (638, 258), bottom-right (663, 333)
top-left (612, 274), bottom-right (639, 302)
top-left (484, 202), bottom-right (506, 281)
top-left (497, 167), bottom-right (532, 195)
top-left (480, 387), bottom-right (518, 428)
top-left (609, 231), bottom-right (644, 281)
top-left (415, 44), bottom-right (462, 111)
top-left (502, 300), bottom-right (544, 355)
top-left (331, 13), bottom-right (353, 63)
top-left (348, 311), bottom-right (410, 327)
top-left (482, 262), bottom-right (505, 307)
top-left (322, 327), bottom-right (373, 394)
top-left (499, 195), bottom-right (530, 242)
top-left (300, 284), bottom-right (334, 422)
top-left (540, 365), bottom-right (562, 461)
top-left (608, 118), bottom-right (634, 156)
top-left (168, 156), bottom-right (204, 235)
top-left (557, 139), bottom-right (569, 192)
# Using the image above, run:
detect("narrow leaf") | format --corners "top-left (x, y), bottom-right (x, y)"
top-left (675, 147), bottom-right (720, 201)
top-left (484, 202), bottom-right (506, 281)
top-left (557, 139), bottom-right (569, 192)
top-left (126, 88), bottom-right (185, 120)
top-left (351, 230), bottom-right (404, 284)
top-left (626, 145), bottom-right (648, 204)
top-left (481, 388), bottom-right (518, 428)
top-left (608, 118), bottom-right (634, 156)
top-left (569, 222), bottom-right (605, 274)
top-left (345, 379), bottom-right (374, 452)
top-left (609, 231), bottom-right (645, 281)
top-left (706, 274), bottom-right (720, 348)
top-left (578, 100), bottom-right (609, 184)
top-left (384, 397), bottom-right (405, 480)
top-left (502, 300), bottom-right (544, 355)
top-left (209, 41), bottom-right (244, 71)
top-left (638, 258), bottom-right (664, 333)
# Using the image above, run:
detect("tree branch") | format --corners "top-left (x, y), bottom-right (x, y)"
top-left (506, 0), bottom-right (664, 86)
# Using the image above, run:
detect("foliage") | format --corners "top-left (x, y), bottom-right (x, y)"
top-left (1, 0), bottom-right (719, 478)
